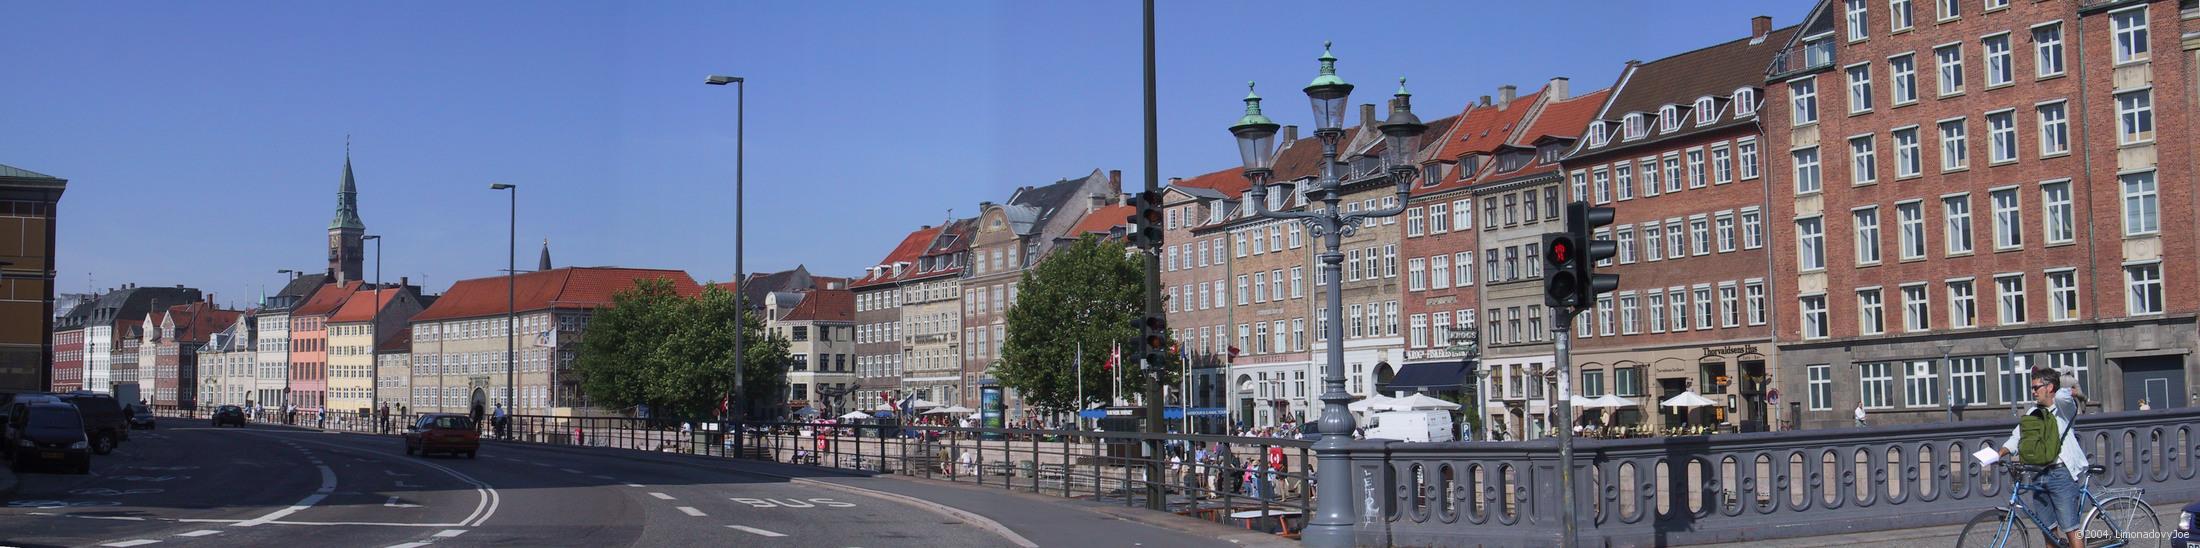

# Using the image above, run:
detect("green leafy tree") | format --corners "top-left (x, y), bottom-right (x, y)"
top-left (574, 280), bottom-right (791, 419)
top-left (997, 235), bottom-right (1174, 416)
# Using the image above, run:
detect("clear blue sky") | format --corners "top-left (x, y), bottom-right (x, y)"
top-left (0, 1), bottom-right (1812, 307)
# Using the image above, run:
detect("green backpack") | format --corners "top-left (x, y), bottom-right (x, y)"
top-left (2017, 408), bottom-right (2063, 466)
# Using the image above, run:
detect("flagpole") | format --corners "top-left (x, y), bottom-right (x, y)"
top-left (1075, 341), bottom-right (1083, 430)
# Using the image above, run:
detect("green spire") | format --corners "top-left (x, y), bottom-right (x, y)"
top-left (330, 147), bottom-right (364, 230)
top-left (1395, 77), bottom-right (1411, 98)
top-left (1235, 81), bottom-right (1278, 128)
top-left (1306, 41), bottom-right (1348, 89)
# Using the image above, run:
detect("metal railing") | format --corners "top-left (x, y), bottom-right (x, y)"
top-left (1354, 407), bottom-right (2200, 546)
top-left (1767, 36), bottom-right (1837, 79)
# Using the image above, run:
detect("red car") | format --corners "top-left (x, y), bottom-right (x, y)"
top-left (403, 414), bottom-right (479, 458)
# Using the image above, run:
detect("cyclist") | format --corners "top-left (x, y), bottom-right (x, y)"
top-left (1994, 368), bottom-right (2086, 548)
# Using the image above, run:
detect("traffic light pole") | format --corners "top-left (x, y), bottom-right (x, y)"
top-left (1553, 309), bottom-right (1578, 548)
top-left (1139, 0), bottom-right (1167, 512)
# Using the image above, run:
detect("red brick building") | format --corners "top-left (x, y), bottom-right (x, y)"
top-left (1765, 0), bottom-right (2197, 428)
top-left (1162, 166), bottom-right (1249, 431)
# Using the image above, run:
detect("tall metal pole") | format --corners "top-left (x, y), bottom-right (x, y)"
top-left (506, 187), bottom-right (516, 417)
top-left (1139, 0), bottom-right (1167, 512)
top-left (1554, 309), bottom-right (1578, 547)
top-left (368, 235), bottom-right (381, 411)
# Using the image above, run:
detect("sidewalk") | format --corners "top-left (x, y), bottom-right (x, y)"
top-left (1691, 503), bottom-right (2188, 548)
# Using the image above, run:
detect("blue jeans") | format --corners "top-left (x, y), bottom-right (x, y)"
top-left (2031, 467), bottom-right (2084, 532)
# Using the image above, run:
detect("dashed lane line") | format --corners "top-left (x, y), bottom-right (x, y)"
top-left (175, 530), bottom-right (222, 537)
top-left (675, 506), bottom-right (706, 517)
top-left (559, 468), bottom-right (583, 474)
top-left (623, 483), bottom-right (645, 488)
top-left (647, 492), bottom-right (674, 500)
top-left (99, 541), bottom-right (160, 547)
top-left (726, 525), bottom-right (788, 537)
top-left (385, 543), bottom-right (431, 548)
top-left (433, 529), bottom-right (467, 538)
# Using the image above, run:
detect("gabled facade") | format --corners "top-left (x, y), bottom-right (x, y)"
top-left (148, 301), bottom-right (242, 409)
top-left (256, 273), bottom-right (327, 408)
top-left (897, 218), bottom-right (973, 406)
top-left (407, 267), bottom-right (701, 416)
top-left (962, 169), bottom-right (1122, 414)
top-left (289, 281), bottom-right (362, 411)
top-left (200, 312), bottom-right (257, 407)
top-left (769, 288), bottom-right (855, 415)
top-left (327, 285), bottom-right (425, 415)
top-left (50, 294), bottom-right (94, 392)
top-left (852, 225), bottom-right (942, 410)
top-left (1213, 125), bottom-right (1334, 428)
top-left (74, 285), bottom-right (200, 396)
top-left (1161, 167), bottom-right (1248, 432)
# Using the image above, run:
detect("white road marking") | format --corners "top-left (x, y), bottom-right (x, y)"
top-left (100, 541), bottom-right (160, 547)
top-left (624, 483), bottom-right (645, 488)
top-left (433, 529), bottom-right (467, 538)
top-left (233, 463), bottom-right (335, 527)
top-left (384, 496), bottom-right (421, 508)
top-left (675, 506), bottom-right (706, 517)
top-left (648, 492), bottom-right (674, 500)
top-left (72, 516), bottom-right (149, 521)
top-left (727, 525), bottom-right (788, 537)
top-left (559, 468), bottom-right (583, 474)
top-left (238, 430), bottom-right (502, 528)
top-left (385, 543), bottom-right (432, 548)
top-left (175, 530), bottom-right (222, 537)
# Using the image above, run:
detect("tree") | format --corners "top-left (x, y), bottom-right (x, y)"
top-left (997, 235), bottom-right (1173, 416)
top-left (574, 279), bottom-right (791, 419)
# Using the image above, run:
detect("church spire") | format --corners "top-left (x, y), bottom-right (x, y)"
top-left (538, 238), bottom-right (553, 271)
top-left (330, 143), bottom-right (365, 230)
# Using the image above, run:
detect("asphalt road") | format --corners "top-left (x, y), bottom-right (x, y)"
top-left (0, 418), bottom-right (1018, 547)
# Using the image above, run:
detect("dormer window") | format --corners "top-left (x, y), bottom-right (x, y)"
top-left (1588, 123), bottom-right (1609, 147)
top-left (1266, 184), bottom-right (1286, 210)
top-left (1695, 97), bottom-right (1717, 125)
top-left (1623, 113), bottom-right (1646, 140)
top-left (1658, 105), bottom-right (1681, 132)
top-left (1733, 88), bottom-right (1759, 117)
top-left (1538, 143), bottom-right (1565, 164)
top-left (1421, 164), bottom-right (1442, 185)
top-left (1460, 154), bottom-right (1482, 176)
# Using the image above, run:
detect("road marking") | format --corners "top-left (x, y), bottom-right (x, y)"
top-left (648, 492), bottom-right (674, 500)
top-left (559, 468), bottom-right (583, 474)
top-left (384, 496), bottom-right (421, 508)
top-left (624, 483), bottom-right (645, 488)
top-left (234, 463), bottom-right (335, 527)
top-left (100, 541), bottom-right (160, 547)
top-left (175, 530), bottom-right (222, 537)
top-left (385, 543), bottom-right (432, 548)
top-left (433, 529), bottom-right (467, 538)
top-left (238, 431), bottom-right (502, 528)
top-left (675, 506), bottom-right (706, 517)
top-left (74, 516), bottom-right (148, 521)
top-left (727, 525), bottom-right (788, 537)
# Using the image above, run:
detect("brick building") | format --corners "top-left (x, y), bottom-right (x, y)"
top-left (851, 225), bottom-right (941, 411)
top-left (1162, 166), bottom-right (1250, 432)
top-left (1211, 128), bottom-right (1327, 428)
top-left (896, 218), bottom-right (973, 407)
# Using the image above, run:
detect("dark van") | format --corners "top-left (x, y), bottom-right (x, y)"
top-left (8, 402), bottom-right (92, 474)
top-left (53, 392), bottom-right (127, 454)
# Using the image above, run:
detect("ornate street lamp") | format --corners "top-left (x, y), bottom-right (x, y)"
top-left (1229, 43), bottom-right (1426, 548)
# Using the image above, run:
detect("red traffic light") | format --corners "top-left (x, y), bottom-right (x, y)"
top-left (1550, 240), bottom-right (1570, 263)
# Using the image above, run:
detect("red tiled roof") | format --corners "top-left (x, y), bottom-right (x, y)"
top-left (1435, 90), bottom-right (1544, 162)
top-left (329, 288), bottom-right (406, 323)
top-left (780, 289), bottom-right (852, 322)
top-left (1067, 204), bottom-right (1133, 236)
top-left (1522, 89), bottom-right (1610, 144)
top-left (293, 281), bottom-right (363, 318)
top-left (1272, 128), bottom-right (1358, 181)
top-left (165, 302), bottom-right (242, 344)
top-left (850, 225), bottom-right (946, 289)
top-left (377, 327), bottom-right (412, 353)
top-left (411, 267), bottom-right (702, 322)
top-left (1169, 165), bottom-right (1249, 200)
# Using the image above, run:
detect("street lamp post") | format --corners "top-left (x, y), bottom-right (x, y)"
top-left (490, 184), bottom-right (517, 422)
top-left (2000, 335), bottom-right (2023, 418)
top-left (1935, 339), bottom-right (1957, 421)
top-left (1446, 327), bottom-right (1482, 439)
top-left (364, 234), bottom-right (382, 413)
top-left (1229, 43), bottom-right (1427, 548)
top-left (704, 74), bottom-right (745, 426)
top-left (275, 269), bottom-right (299, 408)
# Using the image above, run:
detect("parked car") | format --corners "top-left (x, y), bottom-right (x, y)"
top-left (212, 405), bottom-right (247, 427)
top-left (127, 402), bottom-right (155, 430)
top-left (53, 392), bottom-right (127, 453)
top-left (2173, 499), bottom-right (2196, 548)
top-left (7, 402), bottom-right (92, 474)
top-left (404, 414), bottom-right (479, 458)
top-left (2, 394), bottom-right (63, 448)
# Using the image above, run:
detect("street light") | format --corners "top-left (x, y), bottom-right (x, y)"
top-left (277, 269), bottom-right (301, 279)
top-left (2000, 335), bottom-right (2023, 418)
top-left (490, 183), bottom-right (517, 419)
top-left (704, 73), bottom-right (746, 425)
top-left (1229, 43), bottom-right (1427, 548)
top-left (1445, 327), bottom-right (1482, 439)
top-left (364, 234), bottom-right (386, 416)
top-left (1935, 339), bottom-right (1957, 421)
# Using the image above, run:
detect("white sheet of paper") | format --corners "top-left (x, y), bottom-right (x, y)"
top-left (1972, 447), bottom-right (2000, 466)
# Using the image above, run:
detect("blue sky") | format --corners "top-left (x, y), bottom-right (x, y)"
top-left (0, 1), bottom-right (1812, 307)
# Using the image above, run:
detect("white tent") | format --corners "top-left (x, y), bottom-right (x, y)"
top-left (1348, 395), bottom-right (1400, 414)
top-left (1568, 395), bottom-right (1602, 409)
top-left (924, 405), bottom-right (977, 415)
top-left (1660, 391), bottom-right (1719, 409)
top-left (837, 411), bottom-right (873, 420)
top-left (1590, 394), bottom-right (1632, 408)
top-left (1389, 393), bottom-right (1461, 411)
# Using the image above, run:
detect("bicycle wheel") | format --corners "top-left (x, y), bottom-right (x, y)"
top-left (1958, 509), bottom-right (2032, 548)
top-left (2083, 496), bottom-right (2164, 548)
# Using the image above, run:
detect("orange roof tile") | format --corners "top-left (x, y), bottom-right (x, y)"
top-left (329, 288), bottom-right (405, 323)
top-left (293, 281), bottom-right (362, 317)
top-left (1170, 165), bottom-right (1249, 200)
top-left (411, 267), bottom-right (702, 322)
top-left (780, 289), bottom-right (852, 322)
top-left (165, 302), bottom-right (242, 344)
top-left (1067, 204), bottom-right (1133, 236)
top-left (850, 225), bottom-right (945, 289)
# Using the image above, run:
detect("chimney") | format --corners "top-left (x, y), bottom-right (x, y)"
top-left (1498, 85), bottom-right (1517, 109)
top-left (1089, 193), bottom-right (1106, 213)
top-left (399, 276), bottom-right (409, 291)
top-left (1751, 16), bottom-right (1771, 40)
top-left (1280, 125), bottom-right (1298, 148)
top-left (1108, 169), bottom-right (1122, 192)
top-left (1548, 77), bottom-right (1570, 101)
top-left (1359, 104), bottom-right (1377, 129)
top-left (1480, 95), bottom-right (1491, 107)
top-left (1168, 176), bottom-right (1182, 187)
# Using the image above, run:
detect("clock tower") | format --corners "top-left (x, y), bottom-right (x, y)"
top-left (329, 151), bottom-right (365, 284)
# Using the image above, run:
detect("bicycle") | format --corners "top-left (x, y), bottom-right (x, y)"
top-left (1956, 462), bottom-right (2165, 548)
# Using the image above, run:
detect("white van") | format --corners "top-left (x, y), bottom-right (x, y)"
top-left (1363, 410), bottom-right (1454, 443)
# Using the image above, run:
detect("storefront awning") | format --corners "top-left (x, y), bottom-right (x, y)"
top-left (1386, 362), bottom-right (1471, 393)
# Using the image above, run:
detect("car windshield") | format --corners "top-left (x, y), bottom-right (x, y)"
top-left (424, 416), bottom-right (473, 430)
top-left (30, 408), bottom-right (83, 429)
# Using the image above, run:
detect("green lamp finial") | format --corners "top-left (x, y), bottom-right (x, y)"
top-left (1396, 77), bottom-right (1410, 97)
top-left (1236, 81), bottom-right (1278, 127)
top-left (1308, 41), bottom-right (1348, 89)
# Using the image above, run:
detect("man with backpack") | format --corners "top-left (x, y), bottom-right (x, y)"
top-left (1995, 368), bottom-right (2086, 548)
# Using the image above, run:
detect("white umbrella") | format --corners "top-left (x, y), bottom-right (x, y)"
top-left (924, 405), bottom-right (976, 415)
top-left (1391, 393), bottom-right (1461, 411)
top-left (1349, 395), bottom-right (1399, 414)
top-left (1660, 391), bottom-right (1719, 409)
top-left (1590, 394), bottom-right (1632, 408)
top-left (1568, 395), bottom-right (1602, 409)
top-left (837, 411), bottom-right (873, 420)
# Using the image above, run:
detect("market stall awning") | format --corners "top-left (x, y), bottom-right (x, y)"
top-left (1385, 361), bottom-right (1471, 393)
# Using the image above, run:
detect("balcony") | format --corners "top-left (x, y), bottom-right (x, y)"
top-left (1766, 36), bottom-right (1835, 79)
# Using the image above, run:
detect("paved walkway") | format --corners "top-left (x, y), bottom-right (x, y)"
top-left (1693, 503), bottom-right (2188, 547)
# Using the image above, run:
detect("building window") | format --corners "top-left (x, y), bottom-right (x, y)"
top-left (1948, 279), bottom-right (1978, 328)
top-left (1620, 294), bottom-right (1640, 335)
top-left (1936, 0), bottom-right (1959, 20)
top-left (1687, 149), bottom-right (1707, 189)
top-left (1848, 135), bottom-right (1877, 185)
top-left (1986, 111), bottom-right (2017, 164)
top-left (1429, 203), bottom-right (1449, 233)
top-left (1648, 293), bottom-right (1666, 332)
top-left (1896, 201), bottom-right (1926, 260)
top-left (1950, 357), bottom-right (1988, 407)
top-left (1693, 286), bottom-right (1714, 330)
top-left (1933, 45), bottom-right (1964, 97)
top-left (1689, 217), bottom-right (1710, 256)
top-left (1902, 284), bottom-right (1931, 332)
top-left (2047, 269), bottom-right (2079, 322)
top-left (1859, 288), bottom-right (1886, 335)
top-left (1737, 138), bottom-right (1760, 180)
top-left (2121, 171), bottom-right (2158, 236)
top-left (1996, 274), bottom-right (2027, 325)
top-left (1938, 119), bottom-right (1967, 170)
top-left (2112, 7), bottom-right (2149, 64)
top-left (2031, 101), bottom-right (2070, 157)
top-left (1793, 147), bottom-right (1821, 194)
top-left (1798, 217), bottom-right (1825, 271)
top-left (1719, 284), bottom-right (1740, 327)
top-left (1808, 364), bottom-right (1833, 411)
top-left (1854, 207), bottom-right (1882, 265)
top-left (2116, 90), bottom-right (2154, 144)
top-left (1742, 209), bottom-right (1763, 249)
top-left (1845, 0), bottom-right (1870, 41)
top-left (1859, 362), bottom-right (1893, 409)
top-left (1944, 194), bottom-right (1974, 254)
top-left (1592, 169), bottom-right (1611, 204)
top-left (1846, 63), bottom-right (1873, 114)
top-left (2033, 22), bottom-right (2065, 77)
top-left (1903, 360), bottom-right (1939, 408)
top-left (2126, 262), bottom-right (2163, 315)
top-left (1618, 227), bottom-right (1636, 263)
top-left (1983, 33), bottom-right (2012, 87)
top-left (1669, 288), bottom-right (1689, 331)
top-left (1790, 77), bottom-right (1818, 125)
top-left (1801, 294), bottom-right (1828, 339)
top-left (1663, 154), bottom-right (1683, 193)
top-left (1614, 165), bottom-right (1634, 201)
top-left (1991, 188), bottom-right (2022, 250)
top-left (1885, 126), bottom-right (1919, 178)
top-left (1715, 212), bottom-right (1736, 253)
top-left (1408, 258), bottom-right (1426, 291)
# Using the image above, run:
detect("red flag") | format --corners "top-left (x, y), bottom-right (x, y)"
top-left (1104, 343), bottom-right (1119, 371)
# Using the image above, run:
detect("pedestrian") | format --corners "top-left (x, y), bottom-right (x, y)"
top-left (379, 404), bottom-right (391, 434)
top-left (492, 403), bottom-right (508, 439)
top-left (1853, 403), bottom-right (1867, 427)
top-left (1992, 368), bottom-right (2087, 548)
top-left (2138, 398), bottom-right (2152, 411)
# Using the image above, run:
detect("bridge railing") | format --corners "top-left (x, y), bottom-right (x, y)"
top-left (1352, 407), bottom-right (2200, 547)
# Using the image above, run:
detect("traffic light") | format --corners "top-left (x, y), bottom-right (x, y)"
top-left (1125, 190), bottom-right (1164, 249)
top-left (1131, 313), bottom-right (1169, 370)
top-left (1543, 231), bottom-right (1582, 309)
top-left (1566, 201), bottom-right (1620, 309)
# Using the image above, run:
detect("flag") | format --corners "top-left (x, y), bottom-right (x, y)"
top-left (1104, 343), bottom-right (1119, 371)
top-left (1227, 345), bottom-right (1241, 363)
top-left (534, 328), bottom-right (556, 348)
